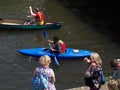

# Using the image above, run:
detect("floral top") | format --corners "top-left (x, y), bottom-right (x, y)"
top-left (33, 67), bottom-right (56, 90)
top-left (90, 66), bottom-right (103, 85)
top-left (84, 65), bottom-right (103, 89)
top-left (38, 67), bottom-right (56, 90)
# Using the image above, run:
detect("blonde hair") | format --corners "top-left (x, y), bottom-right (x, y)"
top-left (39, 55), bottom-right (51, 66)
top-left (90, 52), bottom-right (102, 65)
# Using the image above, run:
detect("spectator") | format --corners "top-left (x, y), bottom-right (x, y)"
top-left (84, 52), bottom-right (104, 90)
top-left (107, 59), bottom-right (120, 90)
top-left (32, 55), bottom-right (56, 90)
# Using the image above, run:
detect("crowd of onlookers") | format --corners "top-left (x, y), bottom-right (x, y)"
top-left (31, 52), bottom-right (120, 90)
top-left (84, 53), bottom-right (120, 90)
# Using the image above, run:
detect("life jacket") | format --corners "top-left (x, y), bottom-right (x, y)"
top-left (35, 12), bottom-right (45, 25)
top-left (53, 40), bottom-right (66, 53)
top-left (54, 40), bottom-right (66, 53)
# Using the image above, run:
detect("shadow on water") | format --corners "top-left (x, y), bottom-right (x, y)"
top-left (58, 0), bottom-right (120, 43)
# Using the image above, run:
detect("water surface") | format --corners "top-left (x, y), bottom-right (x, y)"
top-left (0, 0), bottom-right (120, 90)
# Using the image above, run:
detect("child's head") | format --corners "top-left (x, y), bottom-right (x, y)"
top-left (111, 59), bottom-right (120, 70)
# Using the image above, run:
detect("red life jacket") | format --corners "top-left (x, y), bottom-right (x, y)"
top-left (53, 40), bottom-right (66, 53)
top-left (58, 40), bottom-right (66, 53)
top-left (35, 12), bottom-right (45, 22)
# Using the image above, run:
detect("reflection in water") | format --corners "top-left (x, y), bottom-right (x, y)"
top-left (0, 0), bottom-right (120, 90)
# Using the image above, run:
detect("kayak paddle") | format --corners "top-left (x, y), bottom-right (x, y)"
top-left (42, 30), bottom-right (60, 66)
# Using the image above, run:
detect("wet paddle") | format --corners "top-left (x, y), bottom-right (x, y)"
top-left (42, 30), bottom-right (60, 66)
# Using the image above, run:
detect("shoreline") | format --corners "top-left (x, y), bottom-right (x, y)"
top-left (65, 83), bottom-right (109, 90)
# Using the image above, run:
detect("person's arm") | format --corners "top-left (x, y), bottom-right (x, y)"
top-left (85, 63), bottom-right (96, 77)
top-left (51, 69), bottom-right (56, 83)
top-left (33, 67), bottom-right (38, 76)
top-left (84, 57), bottom-right (91, 63)
top-left (47, 39), bottom-right (54, 43)
top-left (58, 43), bottom-right (62, 52)
top-left (29, 6), bottom-right (36, 16)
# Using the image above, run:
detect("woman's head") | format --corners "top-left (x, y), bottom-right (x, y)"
top-left (39, 55), bottom-right (51, 66)
top-left (90, 52), bottom-right (102, 65)
top-left (111, 59), bottom-right (120, 70)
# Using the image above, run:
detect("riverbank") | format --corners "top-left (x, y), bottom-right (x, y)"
top-left (65, 83), bottom-right (109, 90)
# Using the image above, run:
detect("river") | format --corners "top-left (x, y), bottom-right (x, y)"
top-left (0, 0), bottom-right (120, 90)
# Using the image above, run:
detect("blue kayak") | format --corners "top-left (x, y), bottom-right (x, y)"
top-left (18, 47), bottom-right (92, 60)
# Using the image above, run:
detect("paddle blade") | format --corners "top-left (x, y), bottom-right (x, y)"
top-left (53, 55), bottom-right (60, 66)
top-left (42, 30), bottom-right (47, 39)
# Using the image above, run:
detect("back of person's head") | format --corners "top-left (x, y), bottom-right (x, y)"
top-left (39, 55), bottom-right (51, 66)
top-left (35, 8), bottom-right (39, 12)
top-left (111, 59), bottom-right (120, 69)
top-left (90, 52), bottom-right (102, 65)
top-left (53, 36), bottom-right (59, 42)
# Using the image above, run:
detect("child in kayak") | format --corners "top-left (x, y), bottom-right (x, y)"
top-left (47, 36), bottom-right (66, 53)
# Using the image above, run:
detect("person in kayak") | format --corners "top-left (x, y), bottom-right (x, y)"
top-left (47, 36), bottom-right (66, 53)
top-left (25, 6), bottom-right (45, 25)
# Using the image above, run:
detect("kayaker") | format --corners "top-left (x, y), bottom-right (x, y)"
top-left (25, 6), bottom-right (45, 25)
top-left (47, 36), bottom-right (66, 53)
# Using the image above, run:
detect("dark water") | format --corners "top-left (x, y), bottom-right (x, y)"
top-left (58, 0), bottom-right (120, 42)
top-left (0, 0), bottom-right (120, 90)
